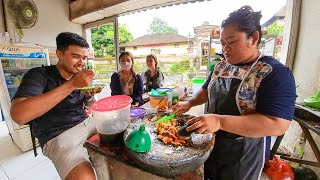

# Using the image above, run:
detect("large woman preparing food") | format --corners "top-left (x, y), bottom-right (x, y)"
top-left (172, 6), bottom-right (296, 180)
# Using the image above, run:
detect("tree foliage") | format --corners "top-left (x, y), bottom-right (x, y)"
top-left (91, 24), bottom-right (133, 57)
top-left (169, 58), bottom-right (193, 73)
top-left (266, 20), bottom-right (284, 36)
top-left (147, 17), bottom-right (178, 34)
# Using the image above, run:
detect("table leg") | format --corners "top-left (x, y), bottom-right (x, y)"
top-left (88, 149), bottom-right (111, 180)
top-left (300, 125), bottom-right (320, 162)
top-left (278, 123), bottom-right (320, 168)
top-left (270, 135), bottom-right (284, 160)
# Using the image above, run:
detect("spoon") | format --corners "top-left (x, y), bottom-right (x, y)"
top-left (155, 98), bottom-right (165, 108)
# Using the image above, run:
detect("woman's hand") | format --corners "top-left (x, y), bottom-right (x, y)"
top-left (171, 101), bottom-right (192, 115)
top-left (186, 114), bottom-right (221, 134)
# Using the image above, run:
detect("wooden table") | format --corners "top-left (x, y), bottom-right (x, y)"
top-left (84, 102), bottom-right (205, 180)
top-left (270, 104), bottom-right (320, 167)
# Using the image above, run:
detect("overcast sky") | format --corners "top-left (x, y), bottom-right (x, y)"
top-left (118, 0), bottom-right (287, 38)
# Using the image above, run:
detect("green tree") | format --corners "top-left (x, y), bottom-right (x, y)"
top-left (147, 17), bottom-right (178, 34)
top-left (266, 20), bottom-right (284, 36)
top-left (91, 24), bottom-right (133, 57)
top-left (169, 58), bottom-right (193, 73)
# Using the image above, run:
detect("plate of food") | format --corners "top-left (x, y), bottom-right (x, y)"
top-left (78, 80), bottom-right (106, 94)
top-left (123, 113), bottom-right (215, 178)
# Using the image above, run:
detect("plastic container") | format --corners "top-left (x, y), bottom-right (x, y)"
top-left (166, 85), bottom-right (179, 96)
top-left (304, 88), bottom-right (320, 109)
top-left (192, 78), bottom-right (205, 95)
top-left (166, 83), bottom-right (186, 99)
top-left (144, 107), bottom-right (157, 114)
top-left (91, 95), bottom-right (132, 145)
top-left (148, 92), bottom-right (168, 108)
top-left (130, 107), bottom-right (146, 120)
top-left (4, 73), bottom-right (13, 85)
top-left (156, 88), bottom-right (173, 107)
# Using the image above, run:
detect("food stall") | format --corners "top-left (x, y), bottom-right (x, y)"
top-left (85, 99), bottom-right (212, 180)
top-left (0, 0), bottom-right (320, 177)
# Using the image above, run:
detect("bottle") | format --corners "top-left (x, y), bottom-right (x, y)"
top-left (3, 32), bottom-right (10, 45)
top-left (288, 136), bottom-right (306, 168)
top-left (0, 32), bottom-right (3, 45)
top-left (13, 76), bottom-right (20, 86)
top-left (4, 73), bottom-right (13, 85)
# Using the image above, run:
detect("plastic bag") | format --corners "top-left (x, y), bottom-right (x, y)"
top-left (264, 156), bottom-right (294, 180)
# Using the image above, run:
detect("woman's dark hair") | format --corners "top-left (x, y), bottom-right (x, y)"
top-left (146, 54), bottom-right (158, 68)
top-left (119, 51), bottom-right (134, 64)
top-left (221, 6), bottom-right (262, 45)
top-left (56, 32), bottom-right (89, 52)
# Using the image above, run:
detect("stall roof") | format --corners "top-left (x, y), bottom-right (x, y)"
top-left (262, 6), bottom-right (286, 28)
top-left (70, 0), bottom-right (209, 25)
top-left (120, 33), bottom-right (188, 47)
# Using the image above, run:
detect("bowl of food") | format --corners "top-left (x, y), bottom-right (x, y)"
top-left (78, 81), bottom-right (106, 94)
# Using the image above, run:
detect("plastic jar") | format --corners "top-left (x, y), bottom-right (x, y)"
top-left (91, 95), bottom-right (132, 145)
top-left (148, 92), bottom-right (168, 108)
top-left (156, 88), bottom-right (173, 107)
top-left (192, 78), bottom-right (205, 95)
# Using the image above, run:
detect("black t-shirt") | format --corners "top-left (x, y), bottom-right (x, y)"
top-left (147, 76), bottom-right (155, 91)
top-left (12, 65), bottom-right (87, 147)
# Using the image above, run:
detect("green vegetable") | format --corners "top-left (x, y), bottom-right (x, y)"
top-left (78, 85), bottom-right (103, 94)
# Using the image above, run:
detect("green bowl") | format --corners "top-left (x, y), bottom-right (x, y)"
top-left (304, 96), bottom-right (320, 109)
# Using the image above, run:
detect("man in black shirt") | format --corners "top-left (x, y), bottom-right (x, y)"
top-left (11, 32), bottom-right (98, 180)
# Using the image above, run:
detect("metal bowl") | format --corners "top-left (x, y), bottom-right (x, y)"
top-left (123, 113), bottom-right (215, 178)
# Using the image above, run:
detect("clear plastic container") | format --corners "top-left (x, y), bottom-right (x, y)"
top-left (192, 78), bottom-right (205, 95)
top-left (166, 84), bottom-right (186, 99)
top-left (148, 92), bottom-right (168, 108)
top-left (156, 88), bottom-right (173, 107)
top-left (3, 32), bottom-right (10, 45)
top-left (91, 95), bottom-right (132, 145)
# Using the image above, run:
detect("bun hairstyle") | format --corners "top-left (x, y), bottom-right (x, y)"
top-left (221, 5), bottom-right (263, 45)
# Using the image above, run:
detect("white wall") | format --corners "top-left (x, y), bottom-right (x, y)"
top-left (126, 43), bottom-right (189, 56)
top-left (281, 0), bottom-right (320, 175)
top-left (3, 0), bottom-right (83, 47)
top-left (292, 1), bottom-right (320, 99)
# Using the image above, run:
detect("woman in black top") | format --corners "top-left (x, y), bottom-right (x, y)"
top-left (141, 54), bottom-right (165, 92)
top-left (110, 51), bottom-right (143, 106)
